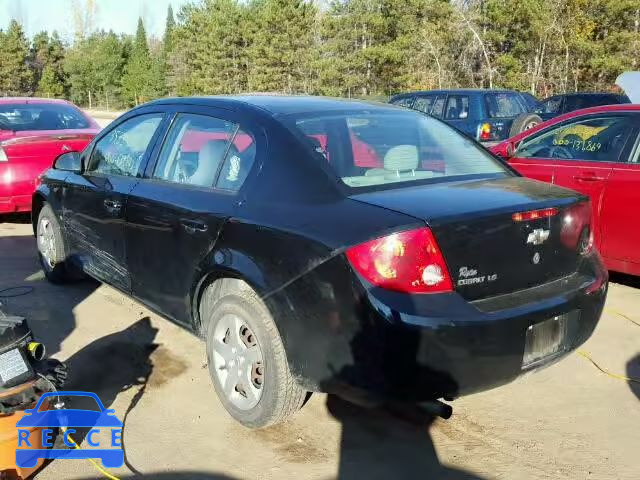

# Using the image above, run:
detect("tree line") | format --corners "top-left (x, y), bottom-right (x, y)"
top-left (0, 0), bottom-right (637, 109)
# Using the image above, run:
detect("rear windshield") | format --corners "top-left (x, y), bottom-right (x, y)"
top-left (287, 110), bottom-right (509, 189)
top-left (485, 93), bottom-right (526, 118)
top-left (0, 103), bottom-right (91, 131)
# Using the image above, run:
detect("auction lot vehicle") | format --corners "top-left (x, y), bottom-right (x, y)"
top-left (492, 104), bottom-right (640, 277)
top-left (0, 98), bottom-right (100, 214)
top-left (389, 89), bottom-right (542, 143)
top-left (535, 93), bottom-right (630, 122)
top-left (33, 96), bottom-right (607, 427)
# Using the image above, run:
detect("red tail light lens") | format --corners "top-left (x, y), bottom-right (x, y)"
top-left (560, 201), bottom-right (593, 255)
top-left (345, 227), bottom-right (453, 294)
top-left (479, 123), bottom-right (492, 141)
top-left (512, 207), bottom-right (558, 222)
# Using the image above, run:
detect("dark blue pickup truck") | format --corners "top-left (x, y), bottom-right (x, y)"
top-left (389, 89), bottom-right (542, 144)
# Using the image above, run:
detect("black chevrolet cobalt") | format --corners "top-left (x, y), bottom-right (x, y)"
top-left (32, 96), bottom-right (607, 427)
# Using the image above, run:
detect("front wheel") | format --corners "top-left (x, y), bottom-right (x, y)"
top-left (200, 278), bottom-right (307, 428)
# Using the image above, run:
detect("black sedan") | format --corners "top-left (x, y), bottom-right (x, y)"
top-left (32, 96), bottom-right (607, 427)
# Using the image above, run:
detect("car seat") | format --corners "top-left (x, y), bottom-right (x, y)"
top-left (34, 110), bottom-right (62, 130)
top-left (189, 139), bottom-right (229, 187)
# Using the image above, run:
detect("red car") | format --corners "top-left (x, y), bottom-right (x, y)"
top-left (0, 98), bottom-right (100, 214)
top-left (492, 104), bottom-right (640, 276)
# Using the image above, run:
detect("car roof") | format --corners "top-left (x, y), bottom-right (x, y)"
top-left (146, 95), bottom-right (399, 116)
top-left (0, 97), bottom-right (74, 105)
top-left (391, 89), bottom-right (518, 98)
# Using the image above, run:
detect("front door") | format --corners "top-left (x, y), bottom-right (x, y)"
top-left (125, 109), bottom-right (260, 325)
top-left (62, 113), bottom-right (165, 291)
top-left (599, 118), bottom-right (640, 268)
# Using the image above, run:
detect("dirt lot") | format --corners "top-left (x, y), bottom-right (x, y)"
top-left (0, 218), bottom-right (638, 480)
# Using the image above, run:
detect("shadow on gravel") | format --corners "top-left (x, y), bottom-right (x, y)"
top-left (609, 272), bottom-right (640, 290)
top-left (0, 212), bottom-right (31, 224)
top-left (78, 475), bottom-right (238, 479)
top-left (626, 353), bottom-right (640, 401)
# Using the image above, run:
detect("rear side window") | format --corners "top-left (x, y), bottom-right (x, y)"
top-left (541, 96), bottom-right (562, 114)
top-left (564, 95), bottom-right (626, 112)
top-left (516, 116), bottom-right (634, 162)
top-left (289, 110), bottom-right (507, 190)
top-left (445, 95), bottom-right (470, 119)
top-left (485, 93), bottom-right (526, 118)
top-left (89, 114), bottom-right (163, 177)
top-left (153, 113), bottom-right (255, 191)
top-left (430, 96), bottom-right (446, 118)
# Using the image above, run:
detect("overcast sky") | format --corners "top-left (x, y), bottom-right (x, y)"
top-left (0, 0), bottom-right (191, 40)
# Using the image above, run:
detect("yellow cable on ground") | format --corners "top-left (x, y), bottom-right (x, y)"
top-left (59, 427), bottom-right (121, 480)
top-left (607, 309), bottom-right (640, 328)
top-left (577, 350), bottom-right (640, 385)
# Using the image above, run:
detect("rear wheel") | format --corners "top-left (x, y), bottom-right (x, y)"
top-left (510, 113), bottom-right (543, 137)
top-left (200, 278), bottom-right (307, 428)
top-left (36, 204), bottom-right (80, 283)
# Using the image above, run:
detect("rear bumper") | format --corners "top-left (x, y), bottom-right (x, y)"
top-left (0, 194), bottom-right (32, 213)
top-left (278, 252), bottom-right (607, 401)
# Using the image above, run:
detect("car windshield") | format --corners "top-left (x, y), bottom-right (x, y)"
top-left (287, 110), bottom-right (509, 189)
top-left (0, 103), bottom-right (91, 131)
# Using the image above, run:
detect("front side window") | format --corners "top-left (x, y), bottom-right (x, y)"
top-left (541, 96), bottom-right (562, 114)
top-left (430, 95), bottom-right (446, 118)
top-left (89, 114), bottom-right (163, 177)
top-left (485, 93), bottom-right (526, 118)
top-left (516, 116), bottom-right (634, 162)
top-left (391, 97), bottom-right (414, 108)
top-left (445, 95), bottom-right (470, 119)
top-left (289, 110), bottom-right (508, 190)
top-left (153, 113), bottom-right (255, 191)
top-left (0, 103), bottom-right (92, 131)
top-left (413, 96), bottom-right (434, 114)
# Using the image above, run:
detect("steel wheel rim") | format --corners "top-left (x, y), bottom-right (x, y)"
top-left (524, 121), bottom-right (539, 130)
top-left (37, 218), bottom-right (56, 271)
top-left (212, 314), bottom-right (264, 410)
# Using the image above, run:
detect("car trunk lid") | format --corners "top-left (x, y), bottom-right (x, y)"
top-left (350, 176), bottom-right (588, 301)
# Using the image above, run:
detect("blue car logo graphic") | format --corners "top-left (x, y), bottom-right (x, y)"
top-left (15, 391), bottom-right (124, 469)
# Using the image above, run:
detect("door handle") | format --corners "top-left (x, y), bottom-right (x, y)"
top-left (103, 199), bottom-right (122, 212)
top-left (180, 219), bottom-right (208, 233)
top-left (573, 174), bottom-right (605, 182)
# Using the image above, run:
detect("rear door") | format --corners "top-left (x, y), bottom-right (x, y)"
top-left (62, 113), bottom-right (165, 291)
top-left (443, 94), bottom-right (473, 137)
top-left (599, 117), bottom-right (640, 266)
top-left (125, 108), bottom-right (260, 325)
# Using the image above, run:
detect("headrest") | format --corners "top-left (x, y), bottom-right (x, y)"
top-left (383, 145), bottom-right (419, 172)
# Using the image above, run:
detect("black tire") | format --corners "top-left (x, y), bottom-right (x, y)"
top-left (200, 278), bottom-right (307, 428)
top-left (509, 113), bottom-right (543, 137)
top-left (36, 204), bottom-right (80, 283)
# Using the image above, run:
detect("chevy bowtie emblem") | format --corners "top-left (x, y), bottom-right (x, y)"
top-left (527, 228), bottom-right (550, 245)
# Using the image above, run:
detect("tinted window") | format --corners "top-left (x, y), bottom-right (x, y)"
top-left (391, 97), bottom-right (414, 108)
top-left (154, 113), bottom-right (255, 191)
top-left (413, 96), bottom-right (434, 114)
top-left (516, 116), bottom-right (634, 162)
top-left (564, 95), bottom-right (627, 112)
top-left (485, 93), bottom-right (526, 118)
top-left (0, 103), bottom-right (91, 131)
top-left (289, 110), bottom-right (508, 189)
top-left (89, 114), bottom-right (162, 177)
top-left (430, 95), bottom-right (446, 118)
top-left (445, 95), bottom-right (470, 119)
top-left (541, 96), bottom-right (562, 114)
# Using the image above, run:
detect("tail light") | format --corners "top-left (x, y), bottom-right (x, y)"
top-left (512, 207), bottom-right (559, 222)
top-left (345, 227), bottom-right (453, 294)
top-left (560, 201), bottom-right (593, 255)
top-left (478, 123), bottom-right (492, 141)
top-left (0, 147), bottom-right (7, 162)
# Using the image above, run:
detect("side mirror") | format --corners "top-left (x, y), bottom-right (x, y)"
top-left (492, 141), bottom-right (515, 159)
top-left (53, 152), bottom-right (83, 173)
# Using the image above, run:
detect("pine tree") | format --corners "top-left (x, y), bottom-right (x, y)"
top-left (0, 20), bottom-right (34, 95)
top-left (164, 5), bottom-right (176, 54)
top-left (37, 65), bottom-right (65, 97)
top-left (122, 18), bottom-right (156, 105)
